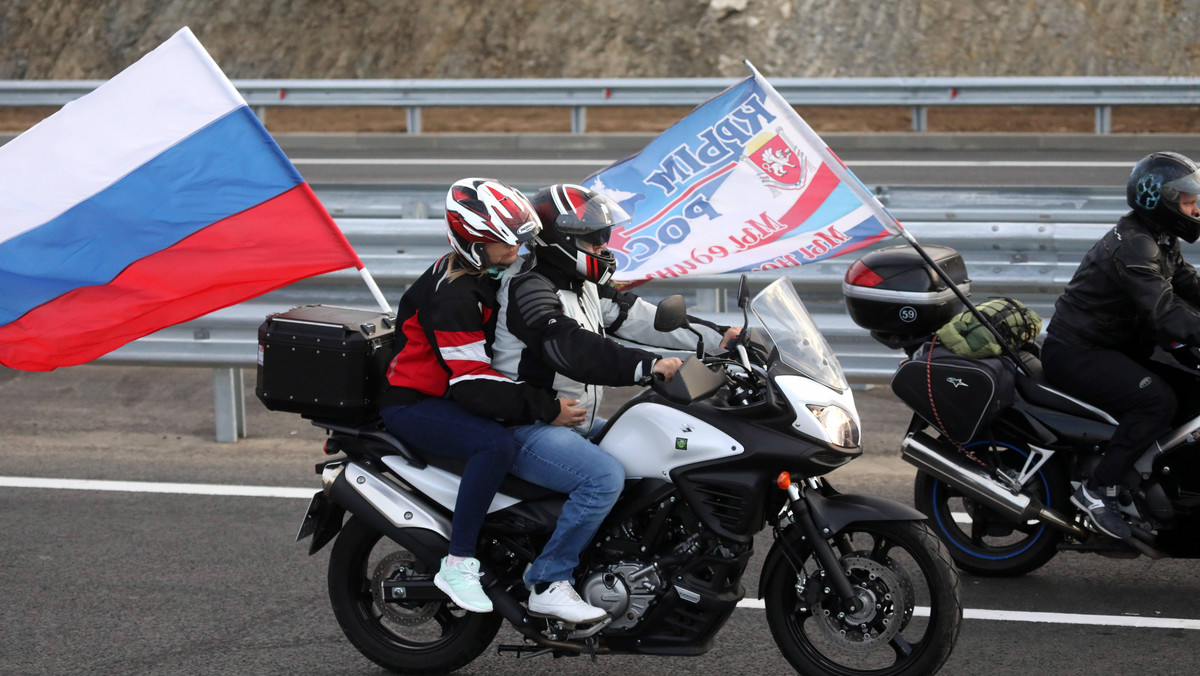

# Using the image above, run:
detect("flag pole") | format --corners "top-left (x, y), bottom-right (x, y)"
top-left (359, 267), bottom-right (392, 314)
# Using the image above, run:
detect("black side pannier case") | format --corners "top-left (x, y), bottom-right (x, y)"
top-left (890, 342), bottom-right (1014, 444)
top-left (255, 305), bottom-right (396, 422)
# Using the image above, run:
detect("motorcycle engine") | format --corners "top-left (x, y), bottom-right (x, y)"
top-left (1137, 481), bottom-right (1175, 521)
top-left (579, 562), bottom-right (664, 631)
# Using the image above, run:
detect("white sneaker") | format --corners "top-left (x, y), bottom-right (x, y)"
top-left (527, 580), bottom-right (607, 623)
top-left (433, 557), bottom-right (493, 613)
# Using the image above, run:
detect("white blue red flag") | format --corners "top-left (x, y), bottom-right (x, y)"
top-left (0, 27), bottom-right (362, 371)
top-left (585, 63), bottom-right (904, 285)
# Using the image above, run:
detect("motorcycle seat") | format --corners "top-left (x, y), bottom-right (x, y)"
top-left (417, 452), bottom-right (562, 501)
top-left (1013, 352), bottom-right (1118, 425)
top-left (311, 418), bottom-right (561, 501)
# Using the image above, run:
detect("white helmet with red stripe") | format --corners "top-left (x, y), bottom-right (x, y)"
top-left (445, 178), bottom-right (541, 270)
top-left (530, 184), bottom-right (630, 285)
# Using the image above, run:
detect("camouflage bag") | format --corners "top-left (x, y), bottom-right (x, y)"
top-left (934, 298), bottom-right (1042, 359)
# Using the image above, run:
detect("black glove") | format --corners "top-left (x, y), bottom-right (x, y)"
top-left (1168, 342), bottom-right (1200, 370)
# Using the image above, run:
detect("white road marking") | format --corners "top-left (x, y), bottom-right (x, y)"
top-left (0, 475), bottom-right (314, 499)
top-left (290, 158), bottom-right (1132, 168)
top-left (6, 475), bottom-right (1196, 631)
top-left (734, 598), bottom-right (1200, 629)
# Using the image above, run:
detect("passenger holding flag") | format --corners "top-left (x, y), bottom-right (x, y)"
top-left (376, 178), bottom-right (583, 614)
top-left (491, 184), bottom-right (736, 622)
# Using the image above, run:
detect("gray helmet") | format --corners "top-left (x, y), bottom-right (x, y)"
top-left (1127, 151), bottom-right (1200, 243)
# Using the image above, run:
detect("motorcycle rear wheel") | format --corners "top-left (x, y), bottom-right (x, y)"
top-left (326, 517), bottom-right (501, 674)
top-left (914, 438), bottom-right (1068, 577)
top-left (764, 520), bottom-right (961, 676)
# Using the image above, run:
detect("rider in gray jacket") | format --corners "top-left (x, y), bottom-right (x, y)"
top-left (490, 184), bottom-right (733, 623)
top-left (493, 184), bottom-right (731, 431)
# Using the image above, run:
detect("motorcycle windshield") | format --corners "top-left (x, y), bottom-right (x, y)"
top-left (750, 277), bottom-right (849, 392)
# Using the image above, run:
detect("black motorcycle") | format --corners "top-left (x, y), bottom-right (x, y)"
top-left (845, 244), bottom-right (1200, 577)
top-left (258, 276), bottom-right (962, 674)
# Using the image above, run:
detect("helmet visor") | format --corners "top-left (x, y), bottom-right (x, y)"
top-left (555, 193), bottom-right (631, 247)
top-left (1165, 169), bottom-right (1200, 200)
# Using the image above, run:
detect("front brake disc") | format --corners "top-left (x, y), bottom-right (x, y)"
top-left (811, 556), bottom-right (906, 653)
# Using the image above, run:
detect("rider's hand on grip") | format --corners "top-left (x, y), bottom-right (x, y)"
top-left (551, 398), bottom-right (587, 427)
top-left (720, 326), bottom-right (742, 349)
top-left (652, 357), bottom-right (683, 383)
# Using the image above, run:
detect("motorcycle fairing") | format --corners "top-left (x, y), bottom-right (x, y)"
top-left (599, 402), bottom-right (743, 480)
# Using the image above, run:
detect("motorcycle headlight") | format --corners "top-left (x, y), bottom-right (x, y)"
top-left (806, 404), bottom-right (860, 448)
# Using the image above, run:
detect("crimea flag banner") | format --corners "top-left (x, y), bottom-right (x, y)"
top-left (584, 62), bottom-right (905, 285)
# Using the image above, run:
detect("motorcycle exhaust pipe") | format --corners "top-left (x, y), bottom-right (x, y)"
top-left (901, 431), bottom-right (1089, 539)
top-left (326, 460), bottom-right (453, 567)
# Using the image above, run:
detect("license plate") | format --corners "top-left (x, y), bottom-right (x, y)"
top-left (296, 491), bottom-right (326, 542)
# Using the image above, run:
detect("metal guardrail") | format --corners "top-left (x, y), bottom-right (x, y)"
top-left (92, 182), bottom-right (1142, 441)
top-left (4, 76), bottom-right (1200, 133)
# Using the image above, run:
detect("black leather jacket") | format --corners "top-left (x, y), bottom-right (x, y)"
top-left (1048, 211), bottom-right (1200, 353)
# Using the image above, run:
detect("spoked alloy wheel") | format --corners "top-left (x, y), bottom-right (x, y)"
top-left (326, 517), bottom-right (501, 674)
top-left (914, 439), bottom-right (1068, 577)
top-left (764, 520), bottom-right (962, 676)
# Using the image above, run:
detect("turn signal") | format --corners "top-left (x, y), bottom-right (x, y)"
top-left (776, 472), bottom-right (792, 490)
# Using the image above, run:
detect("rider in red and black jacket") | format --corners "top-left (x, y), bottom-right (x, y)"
top-left (377, 178), bottom-right (578, 615)
top-left (379, 251), bottom-right (560, 424)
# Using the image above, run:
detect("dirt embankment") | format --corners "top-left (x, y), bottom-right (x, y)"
top-left (3, 1), bottom-right (1200, 134)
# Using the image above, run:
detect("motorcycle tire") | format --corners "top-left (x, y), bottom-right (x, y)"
top-left (914, 438), bottom-right (1069, 577)
top-left (326, 516), bottom-right (501, 674)
top-left (763, 519), bottom-right (961, 676)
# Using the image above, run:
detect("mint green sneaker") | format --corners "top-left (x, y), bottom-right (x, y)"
top-left (433, 557), bottom-right (493, 613)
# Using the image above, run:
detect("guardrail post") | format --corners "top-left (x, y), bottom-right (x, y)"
top-left (213, 367), bottom-right (247, 443)
top-left (570, 106), bottom-right (588, 134)
top-left (696, 286), bottom-right (727, 313)
top-left (1095, 105), bottom-right (1112, 134)
top-left (912, 105), bottom-right (927, 132)
top-left (406, 107), bottom-right (422, 134)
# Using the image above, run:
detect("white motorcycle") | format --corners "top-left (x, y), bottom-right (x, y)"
top-left (279, 276), bottom-right (962, 675)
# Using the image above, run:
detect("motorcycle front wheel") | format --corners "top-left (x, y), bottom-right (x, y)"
top-left (764, 520), bottom-right (961, 676)
top-left (326, 516), bottom-right (501, 674)
top-left (914, 438), bottom-right (1069, 577)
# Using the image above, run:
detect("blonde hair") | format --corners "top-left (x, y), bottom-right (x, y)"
top-left (446, 252), bottom-right (484, 282)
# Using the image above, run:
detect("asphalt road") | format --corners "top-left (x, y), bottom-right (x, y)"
top-left (4, 133), bottom-right (1200, 674)
top-left (1, 364), bottom-right (1197, 676)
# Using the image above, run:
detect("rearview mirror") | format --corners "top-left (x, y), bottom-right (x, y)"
top-left (654, 295), bottom-right (689, 332)
top-left (737, 274), bottom-right (751, 309)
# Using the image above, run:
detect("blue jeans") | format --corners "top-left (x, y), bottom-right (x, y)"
top-left (380, 398), bottom-right (520, 558)
top-left (509, 420), bottom-right (625, 586)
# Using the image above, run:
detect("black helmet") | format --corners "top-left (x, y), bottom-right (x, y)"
top-left (444, 178), bottom-right (541, 270)
top-left (529, 184), bottom-right (631, 285)
top-left (1127, 152), bottom-right (1200, 243)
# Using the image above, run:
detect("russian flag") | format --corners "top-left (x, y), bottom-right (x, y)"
top-left (0, 28), bottom-right (362, 371)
